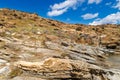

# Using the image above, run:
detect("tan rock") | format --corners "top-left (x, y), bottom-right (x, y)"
top-left (14, 58), bottom-right (101, 79)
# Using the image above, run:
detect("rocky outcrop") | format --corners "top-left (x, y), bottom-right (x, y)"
top-left (0, 8), bottom-right (119, 80)
top-left (14, 58), bottom-right (120, 80)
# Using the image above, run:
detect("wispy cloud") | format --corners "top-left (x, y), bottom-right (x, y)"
top-left (81, 13), bottom-right (99, 20)
top-left (47, 8), bottom-right (68, 17)
top-left (105, 2), bottom-right (112, 6)
top-left (113, 0), bottom-right (120, 10)
top-left (47, 0), bottom-right (85, 17)
top-left (88, 0), bottom-right (102, 4)
top-left (89, 12), bottom-right (120, 25)
top-left (82, 7), bottom-right (87, 11)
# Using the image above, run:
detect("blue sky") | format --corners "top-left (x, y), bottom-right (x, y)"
top-left (0, 0), bottom-right (120, 25)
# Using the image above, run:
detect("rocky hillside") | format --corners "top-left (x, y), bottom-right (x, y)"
top-left (0, 8), bottom-right (120, 80)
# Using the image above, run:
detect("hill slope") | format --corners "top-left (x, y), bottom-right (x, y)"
top-left (0, 8), bottom-right (120, 80)
top-left (0, 8), bottom-right (120, 48)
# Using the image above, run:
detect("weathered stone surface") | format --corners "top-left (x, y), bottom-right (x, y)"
top-left (14, 58), bottom-right (120, 80)
top-left (0, 8), bottom-right (119, 80)
top-left (11, 76), bottom-right (46, 80)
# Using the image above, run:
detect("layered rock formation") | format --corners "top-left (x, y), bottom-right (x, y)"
top-left (14, 58), bottom-right (120, 80)
top-left (0, 8), bottom-right (119, 80)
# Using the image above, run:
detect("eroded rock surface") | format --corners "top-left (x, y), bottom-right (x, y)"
top-left (0, 8), bottom-right (119, 80)
top-left (14, 58), bottom-right (120, 80)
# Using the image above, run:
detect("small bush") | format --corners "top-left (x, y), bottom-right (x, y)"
top-left (8, 68), bottom-right (22, 79)
top-left (76, 27), bottom-right (82, 31)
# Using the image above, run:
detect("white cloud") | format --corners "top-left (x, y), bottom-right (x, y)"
top-left (113, 0), bottom-right (120, 10)
top-left (88, 0), bottom-right (102, 4)
top-left (105, 2), bottom-right (112, 6)
top-left (89, 12), bottom-right (120, 25)
top-left (47, 8), bottom-right (68, 17)
top-left (47, 0), bottom-right (85, 17)
top-left (81, 13), bottom-right (99, 20)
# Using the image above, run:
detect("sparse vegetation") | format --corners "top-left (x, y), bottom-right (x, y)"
top-left (8, 68), bottom-right (23, 79)
top-left (0, 8), bottom-right (119, 80)
top-left (76, 27), bottom-right (82, 31)
top-left (0, 40), bottom-right (6, 49)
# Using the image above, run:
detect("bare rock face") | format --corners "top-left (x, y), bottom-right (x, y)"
top-left (14, 58), bottom-right (120, 80)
